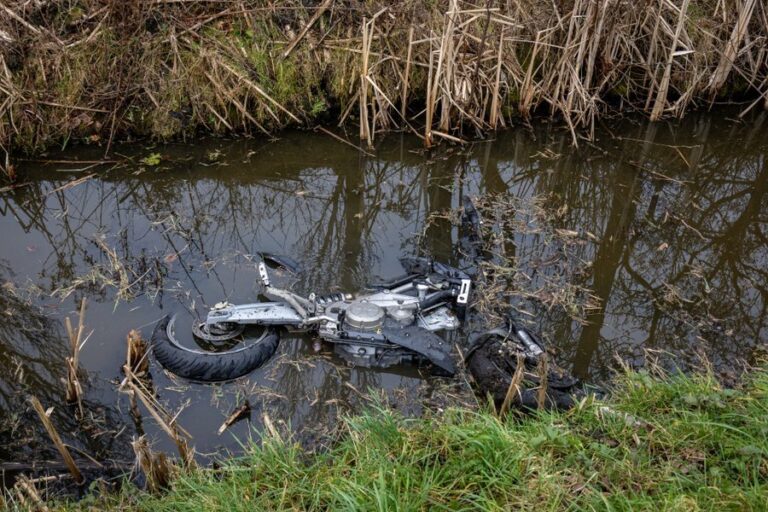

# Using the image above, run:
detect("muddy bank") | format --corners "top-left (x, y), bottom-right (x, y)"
top-left (2, 0), bottom-right (768, 172)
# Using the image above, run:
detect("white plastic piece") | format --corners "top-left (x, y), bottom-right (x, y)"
top-left (457, 279), bottom-right (471, 304)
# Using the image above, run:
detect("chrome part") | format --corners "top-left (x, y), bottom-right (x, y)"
top-left (263, 286), bottom-right (308, 319)
top-left (418, 307), bottom-right (459, 331)
top-left (192, 321), bottom-right (245, 342)
top-left (388, 307), bottom-right (415, 324)
top-left (416, 283), bottom-right (428, 302)
top-left (317, 320), bottom-right (338, 340)
top-left (516, 327), bottom-right (544, 356)
top-left (206, 302), bottom-right (304, 326)
top-left (301, 314), bottom-right (339, 326)
top-left (390, 281), bottom-right (415, 294)
top-left (361, 290), bottom-right (420, 310)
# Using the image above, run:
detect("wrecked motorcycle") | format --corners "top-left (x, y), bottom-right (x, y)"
top-left (152, 256), bottom-right (489, 381)
top-left (151, 196), bottom-right (585, 412)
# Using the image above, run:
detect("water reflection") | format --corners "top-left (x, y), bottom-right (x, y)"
top-left (0, 262), bottom-right (130, 464)
top-left (1, 111), bottom-right (765, 462)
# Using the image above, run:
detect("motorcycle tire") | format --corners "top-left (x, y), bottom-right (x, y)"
top-left (151, 315), bottom-right (280, 382)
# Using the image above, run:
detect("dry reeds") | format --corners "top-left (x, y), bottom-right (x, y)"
top-left (497, 353), bottom-right (525, 419)
top-left (126, 329), bottom-right (150, 377)
top-left (1, 0), bottom-right (767, 161)
top-left (120, 366), bottom-right (195, 467)
top-left (28, 396), bottom-right (84, 485)
top-left (64, 298), bottom-right (88, 416)
top-left (132, 436), bottom-right (174, 493)
top-left (536, 354), bottom-right (549, 411)
top-left (11, 475), bottom-right (50, 511)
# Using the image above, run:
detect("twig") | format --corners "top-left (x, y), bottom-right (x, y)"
top-left (537, 354), bottom-right (549, 411)
top-left (48, 173), bottom-right (96, 195)
top-left (217, 400), bottom-right (251, 435)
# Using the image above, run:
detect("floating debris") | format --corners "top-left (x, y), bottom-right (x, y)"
top-left (217, 400), bottom-right (251, 436)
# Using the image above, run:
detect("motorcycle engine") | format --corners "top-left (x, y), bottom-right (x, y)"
top-left (344, 301), bottom-right (385, 331)
top-left (330, 300), bottom-right (417, 368)
top-left (324, 298), bottom-right (457, 369)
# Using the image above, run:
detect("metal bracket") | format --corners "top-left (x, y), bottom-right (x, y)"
top-left (258, 261), bottom-right (270, 287)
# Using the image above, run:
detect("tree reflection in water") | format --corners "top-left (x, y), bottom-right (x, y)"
top-left (1, 112), bottom-right (765, 461)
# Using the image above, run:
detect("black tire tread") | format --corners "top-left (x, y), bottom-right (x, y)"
top-left (151, 315), bottom-right (279, 382)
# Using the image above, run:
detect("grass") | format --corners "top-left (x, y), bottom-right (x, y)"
top-left (44, 364), bottom-right (768, 511)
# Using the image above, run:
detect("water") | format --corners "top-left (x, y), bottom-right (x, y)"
top-left (1, 111), bottom-right (766, 470)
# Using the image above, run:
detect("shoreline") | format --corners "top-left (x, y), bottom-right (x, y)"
top-left (2, 0), bottom-right (767, 173)
top-left (29, 364), bottom-right (768, 510)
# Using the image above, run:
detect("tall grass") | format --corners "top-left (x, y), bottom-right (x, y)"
top-left (49, 365), bottom-right (768, 511)
top-left (1, 0), bottom-right (767, 168)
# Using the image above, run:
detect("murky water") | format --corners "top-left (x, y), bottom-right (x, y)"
top-left (1, 111), bottom-right (766, 472)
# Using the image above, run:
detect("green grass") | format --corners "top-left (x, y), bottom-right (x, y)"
top-left (52, 367), bottom-right (768, 511)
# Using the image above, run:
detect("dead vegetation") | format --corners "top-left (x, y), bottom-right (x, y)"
top-left (131, 436), bottom-right (174, 494)
top-left (217, 400), bottom-right (251, 436)
top-left (445, 193), bottom-right (601, 327)
top-left (125, 329), bottom-right (150, 377)
top-left (64, 299), bottom-right (89, 417)
top-left (1, 0), bottom-right (767, 173)
top-left (28, 396), bottom-right (84, 485)
top-left (119, 366), bottom-right (196, 468)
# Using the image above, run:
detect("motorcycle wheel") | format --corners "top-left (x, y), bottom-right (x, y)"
top-left (151, 315), bottom-right (279, 382)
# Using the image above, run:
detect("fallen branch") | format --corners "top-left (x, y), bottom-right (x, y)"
top-left (314, 125), bottom-right (375, 156)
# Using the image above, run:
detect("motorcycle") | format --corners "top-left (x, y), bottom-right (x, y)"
top-left (151, 197), bottom-right (585, 412)
top-left (151, 256), bottom-right (478, 381)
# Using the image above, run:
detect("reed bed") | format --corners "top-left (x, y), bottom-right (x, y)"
top-left (1, 0), bottom-right (767, 171)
